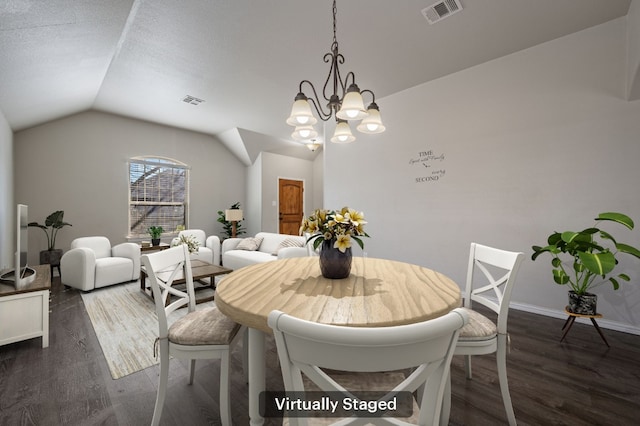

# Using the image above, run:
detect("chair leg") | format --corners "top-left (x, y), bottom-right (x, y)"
top-left (439, 371), bottom-right (452, 426)
top-left (152, 341), bottom-right (170, 426)
top-left (464, 354), bottom-right (472, 379)
top-left (497, 334), bottom-right (517, 426)
top-left (242, 330), bottom-right (249, 384)
top-left (189, 359), bottom-right (196, 385)
top-left (219, 352), bottom-right (231, 426)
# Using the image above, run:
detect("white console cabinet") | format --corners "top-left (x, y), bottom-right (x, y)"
top-left (0, 264), bottom-right (50, 348)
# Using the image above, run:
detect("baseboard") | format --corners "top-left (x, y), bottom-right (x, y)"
top-left (509, 301), bottom-right (640, 336)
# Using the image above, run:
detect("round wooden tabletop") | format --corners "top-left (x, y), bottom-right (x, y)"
top-left (216, 256), bottom-right (461, 333)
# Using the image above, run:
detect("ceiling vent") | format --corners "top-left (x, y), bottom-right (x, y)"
top-left (422, 0), bottom-right (463, 25)
top-left (182, 95), bottom-right (204, 106)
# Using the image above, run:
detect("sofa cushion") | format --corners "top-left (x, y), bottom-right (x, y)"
top-left (272, 237), bottom-right (304, 255)
top-left (223, 250), bottom-right (277, 270)
top-left (255, 232), bottom-right (305, 256)
top-left (236, 237), bottom-right (263, 251)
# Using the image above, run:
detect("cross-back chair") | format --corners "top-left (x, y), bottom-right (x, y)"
top-left (268, 308), bottom-right (468, 426)
top-left (141, 244), bottom-right (244, 426)
top-left (447, 242), bottom-right (524, 426)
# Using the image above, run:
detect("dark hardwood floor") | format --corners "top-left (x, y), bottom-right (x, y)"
top-left (1, 276), bottom-right (638, 425)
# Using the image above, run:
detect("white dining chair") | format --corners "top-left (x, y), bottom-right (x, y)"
top-left (268, 308), bottom-right (469, 426)
top-left (446, 242), bottom-right (524, 426)
top-left (141, 244), bottom-right (245, 426)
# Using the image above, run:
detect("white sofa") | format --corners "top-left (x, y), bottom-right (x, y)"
top-left (221, 232), bottom-right (308, 270)
top-left (171, 229), bottom-right (221, 265)
top-left (61, 236), bottom-right (141, 291)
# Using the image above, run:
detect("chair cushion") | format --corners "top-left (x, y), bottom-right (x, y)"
top-left (169, 307), bottom-right (241, 345)
top-left (457, 307), bottom-right (497, 341)
top-left (94, 257), bottom-right (134, 287)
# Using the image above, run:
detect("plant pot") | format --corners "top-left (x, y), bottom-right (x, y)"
top-left (151, 238), bottom-right (161, 246)
top-left (40, 249), bottom-right (63, 266)
top-left (319, 239), bottom-right (352, 279)
top-left (568, 290), bottom-right (597, 315)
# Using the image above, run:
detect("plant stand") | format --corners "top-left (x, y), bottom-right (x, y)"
top-left (561, 307), bottom-right (610, 347)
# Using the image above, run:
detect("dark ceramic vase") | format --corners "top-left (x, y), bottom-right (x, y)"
top-left (151, 238), bottom-right (161, 246)
top-left (568, 290), bottom-right (597, 315)
top-left (319, 239), bottom-right (352, 279)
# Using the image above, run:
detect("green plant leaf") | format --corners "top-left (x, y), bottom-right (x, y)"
top-left (352, 236), bottom-right (364, 250)
top-left (616, 243), bottom-right (640, 259)
top-left (609, 277), bottom-right (620, 290)
top-left (551, 257), bottom-right (562, 267)
top-left (578, 251), bottom-right (616, 276)
top-left (596, 212), bottom-right (634, 230)
top-left (553, 269), bottom-right (569, 285)
top-left (617, 273), bottom-right (630, 281)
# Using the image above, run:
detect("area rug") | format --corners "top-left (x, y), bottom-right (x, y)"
top-left (81, 281), bottom-right (214, 379)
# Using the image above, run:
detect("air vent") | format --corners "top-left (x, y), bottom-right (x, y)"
top-left (182, 95), bottom-right (204, 106)
top-left (422, 0), bottom-right (462, 25)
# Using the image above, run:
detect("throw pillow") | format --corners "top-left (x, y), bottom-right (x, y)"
top-left (272, 237), bottom-right (304, 255)
top-left (235, 237), bottom-right (263, 251)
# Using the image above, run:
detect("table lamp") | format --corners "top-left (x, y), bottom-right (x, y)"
top-left (225, 209), bottom-right (243, 238)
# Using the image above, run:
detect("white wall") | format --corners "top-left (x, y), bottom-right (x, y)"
top-left (627, 0), bottom-right (640, 99)
top-left (14, 111), bottom-right (245, 264)
top-left (313, 149), bottom-right (324, 210)
top-left (0, 110), bottom-right (13, 270)
top-left (325, 17), bottom-right (640, 332)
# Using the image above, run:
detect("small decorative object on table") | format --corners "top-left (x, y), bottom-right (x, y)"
top-left (148, 226), bottom-right (164, 246)
top-left (531, 212), bottom-right (640, 315)
top-left (171, 233), bottom-right (200, 254)
top-left (300, 207), bottom-right (369, 279)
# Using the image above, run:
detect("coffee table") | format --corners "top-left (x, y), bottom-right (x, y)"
top-left (140, 260), bottom-right (232, 304)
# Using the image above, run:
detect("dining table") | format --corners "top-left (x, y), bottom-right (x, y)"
top-left (215, 255), bottom-right (462, 425)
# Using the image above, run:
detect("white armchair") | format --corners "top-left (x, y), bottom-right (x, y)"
top-left (60, 236), bottom-right (141, 291)
top-left (171, 229), bottom-right (221, 266)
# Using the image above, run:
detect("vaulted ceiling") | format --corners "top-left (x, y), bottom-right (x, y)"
top-left (0, 0), bottom-right (632, 162)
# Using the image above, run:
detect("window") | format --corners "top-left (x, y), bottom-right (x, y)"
top-left (128, 156), bottom-right (189, 237)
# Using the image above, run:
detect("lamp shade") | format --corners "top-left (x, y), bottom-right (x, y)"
top-left (336, 84), bottom-right (368, 121)
top-left (356, 104), bottom-right (386, 134)
top-left (331, 120), bottom-right (356, 143)
top-left (291, 124), bottom-right (318, 141)
top-left (306, 141), bottom-right (321, 151)
top-left (225, 209), bottom-right (243, 221)
top-left (286, 97), bottom-right (318, 126)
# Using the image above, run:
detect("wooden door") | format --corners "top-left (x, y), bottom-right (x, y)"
top-left (278, 179), bottom-right (304, 235)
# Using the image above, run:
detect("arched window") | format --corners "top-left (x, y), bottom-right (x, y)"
top-left (128, 156), bottom-right (190, 237)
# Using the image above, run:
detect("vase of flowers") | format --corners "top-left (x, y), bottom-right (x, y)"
top-left (300, 207), bottom-right (369, 279)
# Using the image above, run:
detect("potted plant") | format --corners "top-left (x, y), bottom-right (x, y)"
top-left (28, 210), bottom-right (72, 267)
top-left (148, 226), bottom-right (164, 246)
top-left (531, 212), bottom-right (640, 315)
top-left (217, 202), bottom-right (245, 239)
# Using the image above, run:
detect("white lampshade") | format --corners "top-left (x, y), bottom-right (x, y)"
top-left (356, 104), bottom-right (386, 134)
top-left (306, 141), bottom-right (321, 151)
top-left (331, 121), bottom-right (356, 143)
top-left (225, 209), bottom-right (243, 221)
top-left (336, 86), bottom-right (368, 121)
top-left (286, 98), bottom-right (318, 126)
top-left (291, 124), bottom-right (318, 141)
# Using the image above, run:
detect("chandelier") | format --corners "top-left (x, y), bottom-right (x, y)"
top-left (286, 0), bottom-right (385, 147)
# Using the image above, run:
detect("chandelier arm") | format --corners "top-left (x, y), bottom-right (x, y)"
top-left (299, 80), bottom-right (333, 121)
top-left (360, 89), bottom-right (377, 105)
